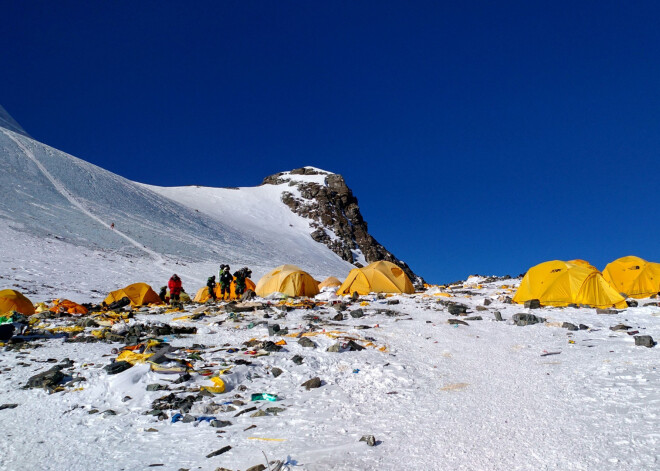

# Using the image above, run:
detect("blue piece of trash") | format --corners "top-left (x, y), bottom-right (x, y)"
top-left (196, 416), bottom-right (216, 422)
top-left (353, 369), bottom-right (360, 374)
top-left (171, 413), bottom-right (183, 423)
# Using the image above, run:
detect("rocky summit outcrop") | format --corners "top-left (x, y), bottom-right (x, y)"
top-left (262, 167), bottom-right (424, 285)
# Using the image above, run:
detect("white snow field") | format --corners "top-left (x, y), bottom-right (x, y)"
top-left (0, 281), bottom-right (658, 470)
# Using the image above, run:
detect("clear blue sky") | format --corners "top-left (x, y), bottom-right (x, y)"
top-left (2, 1), bottom-right (659, 283)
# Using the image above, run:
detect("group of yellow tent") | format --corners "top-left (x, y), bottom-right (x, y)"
top-left (513, 256), bottom-right (660, 308)
top-left (4, 256), bottom-right (658, 316)
top-left (254, 261), bottom-right (415, 297)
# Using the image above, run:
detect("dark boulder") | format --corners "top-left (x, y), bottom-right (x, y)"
top-left (301, 377), bottom-right (322, 390)
top-left (25, 365), bottom-right (65, 390)
top-left (512, 313), bottom-right (545, 326)
top-left (634, 336), bottom-right (656, 348)
top-left (524, 299), bottom-right (541, 309)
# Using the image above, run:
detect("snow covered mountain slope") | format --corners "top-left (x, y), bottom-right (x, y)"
top-left (142, 174), bottom-right (343, 270)
top-left (0, 111), bottom-right (359, 301)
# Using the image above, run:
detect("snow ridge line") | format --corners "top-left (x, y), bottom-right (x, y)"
top-left (1, 128), bottom-right (166, 265)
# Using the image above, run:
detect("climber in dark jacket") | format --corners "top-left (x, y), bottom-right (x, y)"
top-left (158, 286), bottom-right (168, 303)
top-left (219, 265), bottom-right (233, 300)
top-left (206, 275), bottom-right (217, 301)
top-left (233, 267), bottom-right (251, 298)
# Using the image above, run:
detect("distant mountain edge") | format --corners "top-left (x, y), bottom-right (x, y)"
top-left (262, 167), bottom-right (424, 286)
top-left (0, 105), bottom-right (31, 138)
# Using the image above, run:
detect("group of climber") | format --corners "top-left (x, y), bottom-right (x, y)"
top-left (206, 265), bottom-right (252, 302)
top-left (160, 265), bottom-right (253, 305)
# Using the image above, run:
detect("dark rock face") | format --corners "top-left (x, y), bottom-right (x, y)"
top-left (262, 168), bottom-right (424, 285)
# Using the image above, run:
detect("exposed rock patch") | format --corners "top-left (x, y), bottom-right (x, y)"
top-left (262, 167), bottom-right (424, 285)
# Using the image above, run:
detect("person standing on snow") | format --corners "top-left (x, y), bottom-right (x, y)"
top-left (219, 265), bottom-right (233, 300)
top-left (233, 267), bottom-right (252, 298)
top-left (168, 274), bottom-right (183, 305)
top-left (158, 286), bottom-right (168, 303)
top-left (206, 275), bottom-right (217, 302)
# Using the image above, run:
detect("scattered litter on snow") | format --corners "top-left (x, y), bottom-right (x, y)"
top-left (1, 278), bottom-right (658, 469)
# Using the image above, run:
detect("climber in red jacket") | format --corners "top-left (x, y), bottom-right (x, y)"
top-left (168, 274), bottom-right (182, 305)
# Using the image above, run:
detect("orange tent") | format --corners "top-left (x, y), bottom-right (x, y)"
top-left (49, 299), bottom-right (88, 315)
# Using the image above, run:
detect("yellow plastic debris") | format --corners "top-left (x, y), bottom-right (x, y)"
top-left (172, 315), bottom-right (192, 321)
top-left (34, 302), bottom-right (49, 313)
top-left (434, 293), bottom-right (452, 297)
top-left (201, 376), bottom-right (226, 394)
top-left (275, 339), bottom-right (287, 346)
top-left (248, 437), bottom-right (287, 442)
top-left (48, 326), bottom-right (84, 334)
top-left (360, 301), bottom-right (370, 306)
top-left (117, 350), bottom-right (154, 365)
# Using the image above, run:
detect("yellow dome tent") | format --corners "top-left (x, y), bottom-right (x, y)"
top-left (0, 289), bottom-right (35, 316)
top-left (568, 259), bottom-right (598, 271)
top-left (602, 256), bottom-right (660, 299)
top-left (336, 261), bottom-right (415, 296)
top-left (513, 260), bottom-right (627, 308)
top-left (318, 276), bottom-right (342, 290)
top-left (104, 283), bottom-right (163, 307)
top-left (255, 265), bottom-right (319, 298)
top-left (193, 278), bottom-right (256, 302)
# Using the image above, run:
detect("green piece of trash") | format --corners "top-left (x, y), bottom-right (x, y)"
top-left (251, 393), bottom-right (278, 402)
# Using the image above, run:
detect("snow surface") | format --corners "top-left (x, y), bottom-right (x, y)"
top-left (0, 281), bottom-right (659, 470)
